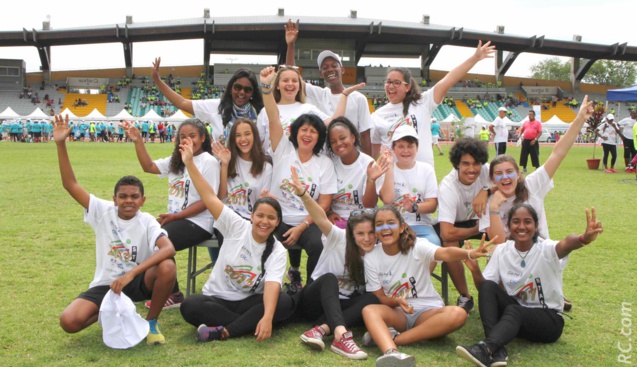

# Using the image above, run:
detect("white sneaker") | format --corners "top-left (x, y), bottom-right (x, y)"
top-left (362, 327), bottom-right (399, 347)
top-left (375, 349), bottom-right (415, 367)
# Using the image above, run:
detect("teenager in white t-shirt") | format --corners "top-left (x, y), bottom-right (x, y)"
top-left (616, 109), bottom-right (637, 171)
top-left (284, 20), bottom-right (373, 156)
top-left (490, 107), bottom-right (509, 156)
top-left (54, 115), bottom-right (176, 346)
top-left (287, 167), bottom-right (376, 360)
top-left (371, 41), bottom-right (496, 165)
top-left (362, 206), bottom-right (492, 367)
top-left (595, 114), bottom-right (620, 172)
top-left (259, 66), bottom-right (362, 288)
top-left (125, 119), bottom-right (220, 309)
top-left (177, 138), bottom-right (294, 342)
top-left (326, 117), bottom-right (391, 229)
top-left (151, 58), bottom-right (264, 146)
top-left (457, 204), bottom-right (603, 367)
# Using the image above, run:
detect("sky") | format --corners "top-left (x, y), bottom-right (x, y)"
top-left (1, 0), bottom-right (635, 78)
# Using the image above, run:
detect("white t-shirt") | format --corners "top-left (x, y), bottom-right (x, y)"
top-left (479, 166), bottom-right (553, 239)
top-left (226, 158), bottom-right (273, 219)
top-left (203, 206), bottom-right (287, 300)
top-left (269, 138), bottom-right (337, 226)
top-left (311, 226), bottom-right (366, 299)
top-left (597, 122), bottom-right (618, 145)
top-left (257, 102), bottom-right (329, 153)
top-left (371, 88), bottom-right (437, 166)
top-left (386, 161), bottom-right (437, 227)
top-left (364, 238), bottom-right (444, 311)
top-left (192, 99), bottom-right (226, 144)
top-left (463, 120), bottom-right (476, 139)
top-left (491, 116), bottom-right (508, 143)
top-left (84, 195), bottom-right (166, 288)
top-left (331, 152), bottom-right (376, 219)
top-left (305, 85), bottom-right (372, 133)
top-left (617, 118), bottom-right (636, 140)
top-left (154, 152), bottom-right (220, 234)
top-left (437, 165), bottom-right (490, 224)
top-left (482, 238), bottom-right (564, 311)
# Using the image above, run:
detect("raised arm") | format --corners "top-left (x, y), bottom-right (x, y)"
top-left (260, 67), bottom-right (283, 152)
top-left (434, 233), bottom-right (494, 262)
top-left (378, 148), bottom-right (395, 204)
top-left (211, 141), bottom-right (230, 200)
top-left (53, 114), bottom-right (90, 209)
top-left (290, 166), bottom-right (333, 236)
top-left (433, 41), bottom-right (496, 104)
top-left (151, 57), bottom-right (194, 114)
top-left (325, 83), bottom-right (366, 126)
top-left (555, 208), bottom-right (603, 259)
top-left (123, 121), bottom-right (160, 174)
top-left (485, 191), bottom-right (508, 245)
top-left (543, 95), bottom-right (593, 178)
top-left (362, 155), bottom-right (390, 208)
top-left (284, 19), bottom-right (298, 67)
top-left (179, 137), bottom-right (224, 220)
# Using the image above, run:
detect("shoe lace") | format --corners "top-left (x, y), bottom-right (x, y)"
top-left (340, 337), bottom-right (360, 352)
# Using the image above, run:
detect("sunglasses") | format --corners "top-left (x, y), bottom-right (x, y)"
top-left (232, 83), bottom-right (254, 94)
top-left (279, 65), bottom-right (300, 70)
top-left (350, 208), bottom-right (376, 218)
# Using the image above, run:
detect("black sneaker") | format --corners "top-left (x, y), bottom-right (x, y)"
top-left (456, 342), bottom-right (490, 367)
top-left (563, 297), bottom-right (573, 312)
top-left (457, 294), bottom-right (474, 313)
top-left (490, 346), bottom-right (508, 367)
top-left (287, 268), bottom-right (303, 290)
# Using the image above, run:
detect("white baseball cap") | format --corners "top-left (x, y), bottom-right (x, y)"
top-left (431, 117), bottom-right (438, 122)
top-left (391, 125), bottom-right (419, 142)
top-left (498, 107), bottom-right (507, 112)
top-left (99, 290), bottom-right (149, 349)
top-left (606, 114), bottom-right (615, 120)
top-left (317, 50), bottom-right (342, 68)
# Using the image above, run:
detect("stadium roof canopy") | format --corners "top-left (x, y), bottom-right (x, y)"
top-left (1, 13), bottom-right (635, 80)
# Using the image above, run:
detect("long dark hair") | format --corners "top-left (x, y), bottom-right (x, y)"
top-left (375, 205), bottom-right (416, 255)
top-left (289, 114), bottom-right (327, 156)
top-left (252, 197), bottom-right (283, 275)
top-left (489, 155), bottom-right (528, 204)
top-left (227, 118), bottom-right (269, 179)
top-left (345, 212), bottom-right (375, 285)
top-left (218, 69), bottom-right (263, 127)
top-left (169, 118), bottom-right (213, 175)
top-left (387, 67), bottom-right (422, 117)
top-left (326, 116), bottom-right (361, 158)
top-left (506, 203), bottom-right (540, 243)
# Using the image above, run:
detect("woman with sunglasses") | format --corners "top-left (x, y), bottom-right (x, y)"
top-left (371, 41), bottom-right (496, 166)
top-left (288, 166), bottom-right (380, 360)
top-left (151, 57), bottom-right (263, 146)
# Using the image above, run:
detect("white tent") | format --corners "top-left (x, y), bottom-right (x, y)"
top-left (59, 108), bottom-right (80, 120)
top-left (140, 109), bottom-right (163, 121)
top-left (544, 115), bottom-right (566, 125)
top-left (108, 109), bottom-right (135, 121)
top-left (441, 114), bottom-right (460, 123)
top-left (81, 108), bottom-right (107, 121)
top-left (24, 107), bottom-right (50, 120)
top-left (0, 106), bottom-right (20, 119)
top-left (164, 110), bottom-right (191, 122)
top-left (543, 115), bottom-right (571, 132)
top-left (474, 113), bottom-right (490, 123)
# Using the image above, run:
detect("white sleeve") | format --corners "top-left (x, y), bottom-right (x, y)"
top-left (323, 226), bottom-right (345, 252)
top-left (199, 155), bottom-right (220, 197)
top-left (478, 197), bottom-right (492, 233)
top-left (364, 250), bottom-right (382, 293)
top-left (154, 156), bottom-right (171, 179)
top-left (84, 194), bottom-right (111, 227)
top-left (263, 244), bottom-right (287, 284)
top-left (415, 238), bottom-right (437, 263)
top-left (436, 180), bottom-right (460, 224)
top-left (354, 93), bottom-right (372, 132)
top-left (318, 158), bottom-right (338, 195)
top-left (192, 99), bottom-right (221, 123)
top-left (213, 205), bottom-right (248, 239)
top-left (256, 109), bottom-right (269, 149)
top-left (371, 113), bottom-right (382, 144)
top-left (481, 245), bottom-right (503, 282)
top-left (422, 163), bottom-right (438, 199)
top-left (142, 213), bottom-right (169, 252)
top-left (525, 166), bottom-right (553, 200)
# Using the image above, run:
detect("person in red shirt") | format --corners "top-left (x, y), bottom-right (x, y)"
top-left (518, 110), bottom-right (542, 173)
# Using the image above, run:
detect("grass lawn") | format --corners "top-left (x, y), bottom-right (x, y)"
top-left (0, 140), bottom-right (634, 367)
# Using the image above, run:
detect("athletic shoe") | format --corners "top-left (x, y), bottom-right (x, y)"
top-left (610, 168), bottom-right (620, 173)
top-left (196, 324), bottom-right (226, 342)
top-left (287, 269), bottom-right (303, 290)
top-left (521, 168), bottom-right (527, 173)
top-left (147, 319), bottom-right (165, 345)
top-left (456, 342), bottom-right (491, 367)
top-left (604, 169), bottom-right (613, 173)
top-left (457, 294), bottom-right (474, 313)
top-left (331, 331), bottom-right (368, 360)
top-left (145, 291), bottom-right (184, 309)
top-left (300, 325), bottom-right (326, 351)
top-left (490, 346), bottom-right (508, 367)
top-left (375, 349), bottom-right (415, 367)
top-left (625, 167), bottom-right (631, 173)
top-left (563, 297), bottom-right (573, 312)
top-left (631, 167), bottom-right (636, 173)
top-left (439, 152), bottom-right (444, 156)
top-left (362, 327), bottom-right (400, 347)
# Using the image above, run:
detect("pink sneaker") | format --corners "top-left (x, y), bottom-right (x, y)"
top-left (331, 331), bottom-right (368, 360)
top-left (610, 168), bottom-right (620, 173)
top-left (300, 325), bottom-right (326, 351)
top-left (604, 169), bottom-right (613, 173)
top-left (145, 292), bottom-right (184, 309)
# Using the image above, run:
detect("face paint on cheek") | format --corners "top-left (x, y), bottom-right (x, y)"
top-left (494, 172), bottom-right (518, 183)
top-left (375, 223), bottom-right (399, 232)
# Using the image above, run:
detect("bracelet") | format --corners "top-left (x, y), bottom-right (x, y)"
top-left (578, 234), bottom-right (591, 246)
top-left (303, 220), bottom-right (310, 229)
top-left (262, 89), bottom-right (272, 95)
top-left (489, 210), bottom-right (500, 215)
top-left (295, 188), bottom-right (307, 197)
top-left (467, 250), bottom-right (474, 261)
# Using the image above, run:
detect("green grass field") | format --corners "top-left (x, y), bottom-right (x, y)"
top-left (0, 140), bottom-right (634, 367)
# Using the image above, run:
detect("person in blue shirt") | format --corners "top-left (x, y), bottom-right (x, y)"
top-left (431, 117), bottom-right (445, 156)
top-left (117, 121), bottom-right (125, 142)
top-left (31, 120), bottom-right (42, 142)
top-left (141, 120), bottom-right (150, 143)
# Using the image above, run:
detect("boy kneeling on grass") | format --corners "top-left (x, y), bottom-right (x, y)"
top-left (54, 114), bottom-right (177, 345)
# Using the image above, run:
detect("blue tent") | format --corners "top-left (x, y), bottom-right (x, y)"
top-left (606, 85), bottom-right (637, 101)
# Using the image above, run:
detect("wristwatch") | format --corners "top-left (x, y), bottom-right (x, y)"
top-left (482, 185), bottom-right (491, 196)
top-left (411, 203), bottom-right (419, 213)
top-left (260, 83), bottom-right (272, 89)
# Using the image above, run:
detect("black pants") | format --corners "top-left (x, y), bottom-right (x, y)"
top-left (180, 292), bottom-right (295, 337)
top-left (495, 142), bottom-right (507, 156)
top-left (275, 222), bottom-right (324, 279)
top-left (298, 273), bottom-right (379, 331)
top-left (602, 143), bottom-right (618, 168)
top-left (519, 139), bottom-right (539, 169)
top-left (479, 280), bottom-right (564, 352)
top-left (163, 219), bottom-right (213, 293)
top-left (622, 138), bottom-right (636, 162)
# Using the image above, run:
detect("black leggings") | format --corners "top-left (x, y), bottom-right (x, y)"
top-left (163, 219), bottom-right (213, 293)
top-left (519, 139), bottom-right (539, 169)
top-left (479, 280), bottom-right (564, 352)
top-left (602, 143), bottom-right (618, 168)
top-left (180, 292), bottom-right (295, 337)
top-left (275, 222), bottom-right (324, 279)
top-left (298, 273), bottom-right (379, 332)
top-left (495, 142), bottom-right (507, 156)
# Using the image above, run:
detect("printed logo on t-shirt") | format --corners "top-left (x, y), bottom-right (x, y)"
top-left (384, 272), bottom-right (411, 299)
top-left (514, 274), bottom-right (539, 304)
top-left (223, 264), bottom-right (261, 292)
top-left (228, 183), bottom-right (249, 206)
top-left (106, 240), bottom-right (136, 276)
top-left (333, 187), bottom-right (361, 209)
top-left (280, 167), bottom-right (314, 211)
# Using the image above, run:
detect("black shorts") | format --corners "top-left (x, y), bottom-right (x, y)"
top-left (142, 131), bottom-right (148, 138)
top-left (622, 137), bottom-right (636, 159)
top-left (76, 271), bottom-right (151, 307)
top-left (433, 219), bottom-right (483, 247)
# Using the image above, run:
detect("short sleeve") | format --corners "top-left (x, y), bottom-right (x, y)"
top-left (154, 156), bottom-right (171, 179)
top-left (364, 250), bottom-right (381, 293)
top-left (214, 205), bottom-right (249, 239)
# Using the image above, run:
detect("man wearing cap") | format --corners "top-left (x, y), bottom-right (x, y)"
top-left (517, 110), bottom-right (542, 173)
top-left (431, 117), bottom-right (445, 156)
top-left (285, 20), bottom-right (372, 156)
top-left (595, 114), bottom-right (620, 173)
top-left (490, 107), bottom-right (508, 155)
top-left (616, 109), bottom-right (637, 172)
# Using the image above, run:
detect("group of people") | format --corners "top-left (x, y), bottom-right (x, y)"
top-left (594, 110), bottom-right (637, 174)
top-left (52, 21), bottom-right (604, 367)
top-left (1, 119), bottom-right (52, 142)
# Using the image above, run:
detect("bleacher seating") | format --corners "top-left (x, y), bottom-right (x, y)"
top-left (63, 93), bottom-right (107, 117)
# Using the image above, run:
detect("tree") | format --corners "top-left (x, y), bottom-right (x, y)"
top-left (582, 60), bottom-right (637, 87)
top-left (529, 57), bottom-right (571, 81)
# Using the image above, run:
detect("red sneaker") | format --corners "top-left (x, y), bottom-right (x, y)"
top-left (331, 331), bottom-right (368, 360)
top-left (145, 292), bottom-right (184, 309)
top-left (300, 325), bottom-right (326, 351)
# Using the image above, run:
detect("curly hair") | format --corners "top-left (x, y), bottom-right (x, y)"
top-left (449, 137), bottom-right (489, 170)
top-left (168, 118), bottom-right (213, 175)
top-left (375, 205), bottom-right (416, 255)
top-left (289, 114), bottom-right (327, 156)
top-left (326, 117), bottom-right (361, 157)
